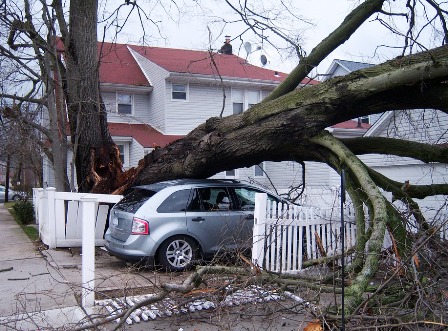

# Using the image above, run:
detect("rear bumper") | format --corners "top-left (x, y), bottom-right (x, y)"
top-left (104, 230), bottom-right (157, 265)
top-left (105, 245), bottom-right (155, 266)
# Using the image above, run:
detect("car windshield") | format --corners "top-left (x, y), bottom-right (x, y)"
top-left (114, 188), bottom-right (156, 213)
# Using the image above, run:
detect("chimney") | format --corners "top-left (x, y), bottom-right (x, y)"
top-left (219, 35), bottom-right (233, 55)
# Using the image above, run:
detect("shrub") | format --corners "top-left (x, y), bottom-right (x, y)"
top-left (12, 200), bottom-right (35, 225)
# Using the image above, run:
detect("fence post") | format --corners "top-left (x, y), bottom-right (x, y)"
top-left (81, 196), bottom-right (97, 308)
top-left (33, 188), bottom-right (42, 224)
top-left (252, 193), bottom-right (267, 269)
top-left (46, 187), bottom-right (57, 249)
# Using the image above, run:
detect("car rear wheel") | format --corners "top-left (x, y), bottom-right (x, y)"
top-left (12, 195), bottom-right (21, 201)
top-left (158, 236), bottom-right (198, 272)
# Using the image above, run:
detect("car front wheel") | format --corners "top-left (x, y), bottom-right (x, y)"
top-left (158, 236), bottom-right (198, 272)
top-left (12, 195), bottom-right (21, 201)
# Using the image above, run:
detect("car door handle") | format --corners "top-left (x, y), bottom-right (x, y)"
top-left (192, 217), bottom-right (205, 222)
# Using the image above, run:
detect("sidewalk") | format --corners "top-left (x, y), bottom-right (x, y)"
top-left (0, 203), bottom-right (89, 330)
top-left (0, 203), bottom-right (191, 330)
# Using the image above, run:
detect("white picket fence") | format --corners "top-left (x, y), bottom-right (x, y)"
top-left (33, 187), bottom-right (123, 249)
top-left (252, 193), bottom-right (356, 274)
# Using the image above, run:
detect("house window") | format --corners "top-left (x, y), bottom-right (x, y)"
top-left (233, 103), bottom-right (244, 115)
top-left (172, 84), bottom-right (187, 100)
top-left (360, 116), bottom-right (370, 124)
top-left (117, 93), bottom-right (132, 114)
top-left (225, 169), bottom-right (237, 178)
top-left (232, 89), bottom-right (260, 113)
top-left (116, 143), bottom-right (129, 168)
top-left (254, 162), bottom-right (265, 177)
top-left (247, 90), bottom-right (260, 108)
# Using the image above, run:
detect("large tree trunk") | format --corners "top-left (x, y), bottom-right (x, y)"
top-left (61, 0), bottom-right (121, 192)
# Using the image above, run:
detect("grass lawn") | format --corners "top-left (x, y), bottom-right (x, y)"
top-left (5, 201), bottom-right (39, 242)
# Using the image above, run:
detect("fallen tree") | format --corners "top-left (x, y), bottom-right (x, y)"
top-left (2, 0), bottom-right (448, 325)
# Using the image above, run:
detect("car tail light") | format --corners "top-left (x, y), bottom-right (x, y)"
top-left (131, 218), bottom-right (149, 235)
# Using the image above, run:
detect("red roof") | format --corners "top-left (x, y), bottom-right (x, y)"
top-left (99, 43), bottom-right (150, 87)
top-left (108, 123), bottom-right (182, 148)
top-left (57, 39), bottom-right (318, 87)
top-left (128, 45), bottom-right (291, 83)
top-left (331, 120), bottom-right (371, 129)
top-left (99, 42), bottom-right (318, 86)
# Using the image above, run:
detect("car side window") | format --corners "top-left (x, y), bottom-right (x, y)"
top-left (233, 187), bottom-right (281, 211)
top-left (187, 189), bottom-right (202, 211)
top-left (189, 187), bottom-right (232, 211)
top-left (157, 189), bottom-right (191, 213)
top-left (212, 188), bottom-right (232, 211)
top-left (234, 187), bottom-right (257, 211)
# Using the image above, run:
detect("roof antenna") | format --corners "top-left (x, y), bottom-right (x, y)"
top-left (244, 42), bottom-right (252, 57)
top-left (260, 30), bottom-right (268, 66)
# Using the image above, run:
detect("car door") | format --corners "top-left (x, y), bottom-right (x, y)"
top-left (231, 186), bottom-right (259, 248)
top-left (186, 187), bottom-right (242, 253)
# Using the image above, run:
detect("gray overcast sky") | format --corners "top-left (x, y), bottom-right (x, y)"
top-left (98, 0), bottom-right (436, 76)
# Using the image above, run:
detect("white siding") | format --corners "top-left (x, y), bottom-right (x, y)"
top-left (103, 92), bottom-right (116, 113)
top-left (211, 161), bottom-right (304, 196)
top-left (362, 109), bottom-right (448, 221)
top-left (260, 161), bottom-right (304, 193)
top-left (331, 66), bottom-right (349, 77)
top-left (103, 91), bottom-right (151, 124)
top-left (261, 90), bottom-right (271, 100)
top-left (129, 48), bottom-right (169, 132)
top-left (165, 83), bottom-right (232, 134)
top-left (371, 163), bottom-right (448, 221)
top-left (375, 109), bottom-right (448, 143)
top-left (42, 156), bottom-right (55, 188)
top-left (129, 139), bottom-right (144, 168)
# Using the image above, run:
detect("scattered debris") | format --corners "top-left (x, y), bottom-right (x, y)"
top-left (96, 285), bottom-right (288, 325)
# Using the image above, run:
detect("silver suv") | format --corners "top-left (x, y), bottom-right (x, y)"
top-left (104, 179), bottom-right (283, 271)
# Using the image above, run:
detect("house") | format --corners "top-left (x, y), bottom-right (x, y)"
top-left (301, 60), bottom-right (448, 222)
top-left (361, 110), bottom-right (448, 220)
top-left (43, 41), bottom-right (318, 191)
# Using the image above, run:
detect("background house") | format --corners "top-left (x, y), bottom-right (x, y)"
top-left (360, 110), bottom-right (448, 220)
top-left (301, 60), bottom-right (448, 222)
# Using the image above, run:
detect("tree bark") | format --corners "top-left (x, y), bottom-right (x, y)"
top-left (60, 0), bottom-right (122, 192)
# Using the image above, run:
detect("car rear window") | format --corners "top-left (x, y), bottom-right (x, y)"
top-left (114, 188), bottom-right (156, 213)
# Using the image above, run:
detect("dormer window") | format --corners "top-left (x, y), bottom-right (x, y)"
top-left (117, 93), bottom-right (133, 114)
top-left (172, 84), bottom-right (187, 100)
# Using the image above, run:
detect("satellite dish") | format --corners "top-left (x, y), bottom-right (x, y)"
top-left (260, 54), bottom-right (268, 66)
top-left (244, 42), bottom-right (252, 55)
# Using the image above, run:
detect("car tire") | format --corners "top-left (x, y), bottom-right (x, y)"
top-left (158, 236), bottom-right (198, 272)
top-left (12, 195), bottom-right (21, 201)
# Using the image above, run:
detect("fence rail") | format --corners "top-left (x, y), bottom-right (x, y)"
top-left (33, 188), bottom-right (123, 249)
